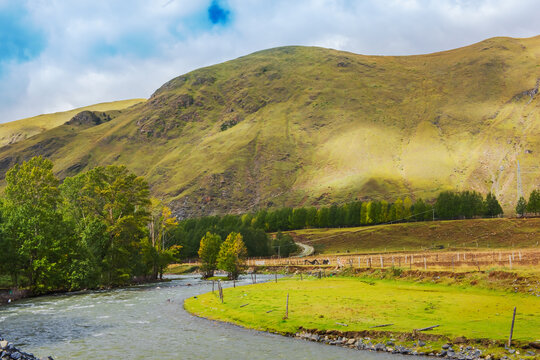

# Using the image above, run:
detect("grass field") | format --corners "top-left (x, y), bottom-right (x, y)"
top-left (184, 277), bottom-right (540, 344)
top-left (289, 218), bottom-right (540, 254)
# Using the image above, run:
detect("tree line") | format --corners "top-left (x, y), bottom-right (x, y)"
top-left (167, 214), bottom-right (283, 260)
top-left (169, 190), bottom-right (503, 260)
top-left (516, 189), bottom-right (540, 216)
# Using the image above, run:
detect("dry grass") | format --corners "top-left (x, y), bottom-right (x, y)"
top-left (288, 218), bottom-right (540, 254)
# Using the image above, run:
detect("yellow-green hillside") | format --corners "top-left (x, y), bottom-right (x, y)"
top-left (0, 99), bottom-right (145, 146)
top-left (1, 36), bottom-right (539, 216)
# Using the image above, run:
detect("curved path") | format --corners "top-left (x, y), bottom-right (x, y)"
top-left (294, 241), bottom-right (314, 257)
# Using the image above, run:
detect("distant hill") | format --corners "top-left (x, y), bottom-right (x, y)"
top-left (0, 36), bottom-right (539, 217)
top-left (0, 99), bottom-right (145, 146)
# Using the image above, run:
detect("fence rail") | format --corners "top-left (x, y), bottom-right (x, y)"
top-left (245, 249), bottom-right (540, 270)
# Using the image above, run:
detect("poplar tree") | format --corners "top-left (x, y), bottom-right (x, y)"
top-left (198, 232), bottom-right (222, 278)
top-left (217, 232), bottom-right (247, 280)
top-left (516, 196), bottom-right (527, 217)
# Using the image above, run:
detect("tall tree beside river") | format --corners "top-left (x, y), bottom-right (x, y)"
top-left (1, 156), bottom-right (76, 293)
top-left (61, 165), bottom-right (152, 285)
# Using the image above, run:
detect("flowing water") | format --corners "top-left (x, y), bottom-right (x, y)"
top-left (0, 275), bottom-right (406, 359)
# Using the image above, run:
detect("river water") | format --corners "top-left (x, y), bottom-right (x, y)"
top-left (0, 275), bottom-right (405, 359)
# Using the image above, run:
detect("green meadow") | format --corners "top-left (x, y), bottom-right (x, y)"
top-left (185, 277), bottom-right (540, 342)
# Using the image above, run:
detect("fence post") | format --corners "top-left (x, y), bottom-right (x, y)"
top-left (508, 307), bottom-right (516, 347)
top-left (380, 255), bottom-right (383, 269)
top-left (283, 292), bottom-right (289, 320)
top-left (509, 255), bottom-right (512, 270)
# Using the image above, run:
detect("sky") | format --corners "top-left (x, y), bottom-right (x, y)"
top-left (1, 0), bottom-right (540, 123)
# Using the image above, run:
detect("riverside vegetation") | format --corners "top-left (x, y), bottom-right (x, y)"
top-left (0, 157), bottom-right (276, 295)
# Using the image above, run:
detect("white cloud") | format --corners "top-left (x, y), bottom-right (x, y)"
top-left (1, 0), bottom-right (540, 122)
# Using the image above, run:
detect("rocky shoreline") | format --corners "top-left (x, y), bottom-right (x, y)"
top-left (294, 330), bottom-right (539, 360)
top-left (0, 335), bottom-right (53, 360)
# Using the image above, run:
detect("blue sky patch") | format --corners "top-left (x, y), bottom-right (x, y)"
top-left (208, 0), bottom-right (230, 25)
top-left (92, 31), bottom-right (160, 59)
top-left (0, 4), bottom-right (45, 64)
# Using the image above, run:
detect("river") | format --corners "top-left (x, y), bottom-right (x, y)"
top-left (1, 275), bottom-right (405, 359)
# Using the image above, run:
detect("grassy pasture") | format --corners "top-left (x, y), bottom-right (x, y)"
top-left (289, 218), bottom-right (540, 254)
top-left (184, 277), bottom-right (540, 342)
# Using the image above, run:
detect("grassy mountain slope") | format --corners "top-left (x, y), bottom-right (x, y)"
top-left (0, 99), bottom-right (145, 146)
top-left (1, 36), bottom-right (539, 216)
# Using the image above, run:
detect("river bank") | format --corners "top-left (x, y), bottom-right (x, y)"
top-left (184, 276), bottom-right (540, 359)
top-left (0, 278), bottom-right (171, 306)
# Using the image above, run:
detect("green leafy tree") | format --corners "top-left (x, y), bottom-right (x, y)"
top-left (379, 200), bottom-right (389, 223)
top-left (148, 201), bottom-right (179, 278)
top-left (484, 192), bottom-right (503, 217)
top-left (459, 191), bottom-right (484, 218)
top-left (393, 198), bottom-right (404, 220)
top-left (403, 197), bottom-right (413, 220)
top-left (291, 207), bottom-right (307, 229)
top-left (305, 207), bottom-right (318, 228)
top-left (62, 165), bottom-right (151, 285)
top-left (527, 190), bottom-right (540, 215)
top-left (345, 201), bottom-right (362, 226)
top-left (360, 202), bottom-right (369, 225)
top-left (317, 207), bottom-right (330, 228)
top-left (217, 232), bottom-right (247, 279)
top-left (272, 231), bottom-right (298, 257)
top-left (435, 191), bottom-right (460, 220)
top-left (412, 198), bottom-right (427, 221)
top-left (516, 196), bottom-right (527, 217)
top-left (2, 157), bottom-right (75, 292)
top-left (252, 210), bottom-right (267, 230)
top-left (198, 232), bottom-right (222, 278)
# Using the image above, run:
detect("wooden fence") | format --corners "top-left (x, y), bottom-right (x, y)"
top-left (246, 249), bottom-right (540, 270)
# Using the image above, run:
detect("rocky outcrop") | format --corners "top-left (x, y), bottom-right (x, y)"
top-left (0, 335), bottom-right (53, 360)
top-left (65, 111), bottom-right (112, 127)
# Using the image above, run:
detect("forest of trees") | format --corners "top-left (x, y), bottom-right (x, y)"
top-left (0, 156), bottom-right (181, 293)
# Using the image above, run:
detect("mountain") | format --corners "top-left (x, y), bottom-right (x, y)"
top-left (0, 36), bottom-right (539, 217)
top-left (0, 99), bottom-right (145, 146)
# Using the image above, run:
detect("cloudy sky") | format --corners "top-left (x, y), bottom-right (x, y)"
top-left (1, 0), bottom-right (540, 123)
